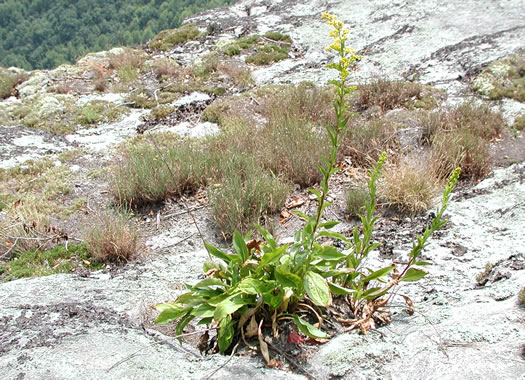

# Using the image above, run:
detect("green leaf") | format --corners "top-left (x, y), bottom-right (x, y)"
top-left (293, 315), bottom-right (329, 339)
top-left (155, 303), bottom-right (187, 324)
top-left (191, 303), bottom-right (215, 318)
top-left (328, 281), bottom-right (353, 295)
top-left (255, 224), bottom-right (276, 250)
top-left (258, 244), bottom-right (288, 268)
top-left (363, 265), bottom-right (395, 283)
top-left (233, 231), bottom-right (249, 262)
top-left (275, 265), bottom-right (303, 289)
top-left (292, 210), bottom-right (310, 220)
top-left (205, 243), bottom-right (237, 263)
top-left (401, 268), bottom-right (427, 282)
top-left (176, 311), bottom-right (194, 338)
top-left (307, 188), bottom-right (322, 199)
top-left (263, 289), bottom-right (284, 309)
top-left (237, 277), bottom-right (277, 295)
top-left (319, 221), bottom-right (339, 229)
top-left (218, 315), bottom-right (234, 353)
top-left (315, 230), bottom-right (349, 243)
top-left (197, 317), bottom-right (213, 325)
top-left (314, 246), bottom-right (346, 261)
top-left (214, 295), bottom-right (247, 321)
top-left (193, 278), bottom-right (226, 289)
top-left (304, 271), bottom-right (332, 307)
top-left (414, 260), bottom-right (432, 266)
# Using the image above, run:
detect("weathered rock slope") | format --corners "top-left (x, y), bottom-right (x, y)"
top-left (1, 0), bottom-right (524, 379)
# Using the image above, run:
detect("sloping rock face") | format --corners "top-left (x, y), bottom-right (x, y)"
top-left (1, 0), bottom-right (524, 379)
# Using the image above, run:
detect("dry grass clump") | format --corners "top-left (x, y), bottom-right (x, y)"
top-left (513, 114), bottom-right (525, 132)
top-left (357, 78), bottom-right (425, 111)
top-left (343, 116), bottom-right (399, 165)
top-left (109, 49), bottom-right (145, 84)
top-left (218, 63), bottom-right (254, 88)
top-left (153, 58), bottom-right (181, 79)
top-left (382, 161), bottom-right (439, 215)
top-left (518, 287), bottom-right (525, 307)
top-left (345, 183), bottom-right (370, 217)
top-left (426, 102), bottom-right (504, 180)
top-left (429, 130), bottom-right (489, 180)
top-left (112, 135), bottom-right (209, 206)
top-left (208, 154), bottom-right (289, 238)
top-left (84, 212), bottom-right (138, 264)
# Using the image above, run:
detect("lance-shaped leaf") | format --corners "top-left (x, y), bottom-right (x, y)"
top-left (305, 271), bottom-right (332, 307)
top-left (237, 277), bottom-right (277, 295)
top-left (275, 265), bottom-right (303, 289)
top-left (401, 268), bottom-right (427, 282)
top-left (218, 315), bottom-right (234, 353)
top-left (233, 231), bottom-right (249, 262)
top-left (214, 295), bottom-right (247, 321)
top-left (155, 302), bottom-right (186, 324)
top-left (363, 265), bottom-right (395, 283)
top-left (293, 315), bottom-right (329, 339)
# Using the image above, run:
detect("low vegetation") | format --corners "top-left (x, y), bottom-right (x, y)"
top-left (0, 68), bottom-right (27, 98)
top-left (0, 243), bottom-right (102, 282)
top-left (473, 50), bottom-right (525, 102)
top-left (155, 14), bottom-right (460, 361)
top-left (83, 212), bottom-right (138, 264)
top-left (382, 162), bottom-right (439, 215)
top-left (149, 23), bottom-right (203, 51)
top-left (345, 183), bottom-right (369, 217)
top-left (220, 32), bottom-right (292, 66)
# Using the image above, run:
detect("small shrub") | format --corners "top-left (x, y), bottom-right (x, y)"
top-left (84, 212), bottom-right (138, 264)
top-left (0, 68), bottom-right (26, 99)
top-left (264, 31), bottom-right (292, 43)
top-left (76, 100), bottom-right (129, 126)
top-left (208, 154), bottom-right (290, 237)
top-left (420, 110), bottom-right (448, 145)
top-left (357, 78), bottom-right (424, 111)
top-left (149, 23), bottom-right (202, 51)
top-left (346, 183), bottom-right (370, 217)
top-left (476, 262), bottom-right (495, 286)
top-left (382, 162), bottom-right (439, 215)
top-left (513, 114), bottom-right (525, 132)
top-left (149, 105), bottom-right (175, 120)
top-left (450, 102), bottom-right (503, 139)
top-left (193, 51), bottom-right (220, 77)
top-left (245, 44), bottom-right (289, 65)
top-left (125, 89), bottom-right (157, 109)
top-left (109, 49), bottom-right (145, 84)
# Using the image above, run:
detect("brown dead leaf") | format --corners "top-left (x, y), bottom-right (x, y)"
top-left (401, 295), bottom-right (414, 315)
top-left (13, 199), bottom-right (21, 208)
top-left (82, 259), bottom-right (91, 266)
top-left (6, 241), bottom-right (13, 247)
top-left (246, 239), bottom-right (263, 252)
top-left (286, 197), bottom-right (306, 209)
top-left (279, 210), bottom-right (292, 224)
top-left (246, 315), bottom-right (258, 338)
top-left (258, 319), bottom-right (271, 365)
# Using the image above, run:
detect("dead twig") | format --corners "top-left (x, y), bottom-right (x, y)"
top-left (163, 205), bottom-right (207, 219)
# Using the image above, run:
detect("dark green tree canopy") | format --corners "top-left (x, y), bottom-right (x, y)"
top-left (0, 0), bottom-right (236, 70)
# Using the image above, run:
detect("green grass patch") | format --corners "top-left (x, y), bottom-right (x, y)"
top-left (0, 243), bottom-right (103, 282)
top-left (149, 23), bottom-right (203, 51)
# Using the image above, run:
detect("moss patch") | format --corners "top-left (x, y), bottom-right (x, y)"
top-left (473, 51), bottom-right (525, 102)
top-left (0, 243), bottom-right (103, 282)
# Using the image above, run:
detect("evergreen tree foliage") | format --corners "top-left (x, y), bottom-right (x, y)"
top-left (0, 0), bottom-right (236, 70)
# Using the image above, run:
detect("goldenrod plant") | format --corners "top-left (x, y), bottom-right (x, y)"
top-left (155, 13), bottom-right (459, 356)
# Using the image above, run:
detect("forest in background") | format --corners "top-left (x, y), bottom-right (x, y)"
top-left (0, 0), bottom-right (236, 70)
